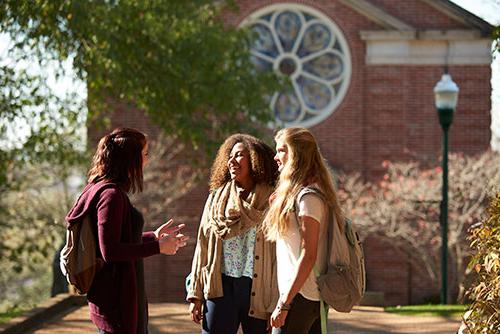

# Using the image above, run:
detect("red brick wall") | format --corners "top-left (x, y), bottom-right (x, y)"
top-left (87, 100), bottom-right (161, 146)
top-left (362, 65), bottom-right (491, 179)
top-left (142, 187), bottom-right (209, 303)
top-left (369, 0), bottom-right (469, 29)
top-left (93, 0), bottom-right (492, 305)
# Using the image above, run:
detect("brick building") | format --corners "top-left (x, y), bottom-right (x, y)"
top-left (95, 0), bottom-right (493, 305)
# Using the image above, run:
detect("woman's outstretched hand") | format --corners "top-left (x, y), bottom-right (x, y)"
top-left (158, 221), bottom-right (189, 255)
top-left (189, 299), bottom-right (203, 324)
top-left (154, 219), bottom-right (185, 240)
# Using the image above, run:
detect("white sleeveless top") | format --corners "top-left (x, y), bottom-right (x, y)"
top-left (276, 187), bottom-right (328, 301)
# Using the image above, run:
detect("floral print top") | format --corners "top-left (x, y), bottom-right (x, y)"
top-left (221, 226), bottom-right (256, 278)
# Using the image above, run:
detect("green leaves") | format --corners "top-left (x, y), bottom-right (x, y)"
top-left (0, 60), bottom-right (86, 193)
top-left (0, 0), bottom-right (282, 311)
top-left (493, 25), bottom-right (499, 56)
top-left (0, 162), bottom-right (80, 312)
top-left (1, 0), bottom-right (281, 156)
top-left (465, 194), bottom-right (500, 333)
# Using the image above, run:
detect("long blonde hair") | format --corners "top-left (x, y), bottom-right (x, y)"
top-left (264, 127), bottom-right (344, 240)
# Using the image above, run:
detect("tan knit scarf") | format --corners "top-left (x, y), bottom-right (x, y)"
top-left (208, 180), bottom-right (273, 240)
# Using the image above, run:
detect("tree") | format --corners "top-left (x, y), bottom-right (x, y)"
top-left (338, 151), bottom-right (500, 303)
top-left (461, 193), bottom-right (500, 333)
top-left (493, 24), bottom-right (500, 55)
top-left (0, 162), bottom-right (83, 311)
top-left (0, 42), bottom-right (87, 200)
top-left (0, 0), bottom-right (279, 155)
top-left (0, 2), bottom-right (280, 300)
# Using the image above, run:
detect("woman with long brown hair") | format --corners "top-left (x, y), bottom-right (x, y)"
top-left (187, 133), bottom-right (279, 334)
top-left (264, 127), bottom-right (343, 334)
top-left (65, 128), bottom-right (188, 333)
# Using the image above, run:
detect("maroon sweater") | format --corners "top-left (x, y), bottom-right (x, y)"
top-left (66, 181), bottom-right (160, 333)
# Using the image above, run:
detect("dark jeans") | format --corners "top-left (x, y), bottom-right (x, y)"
top-left (202, 274), bottom-right (267, 334)
top-left (272, 293), bottom-right (321, 334)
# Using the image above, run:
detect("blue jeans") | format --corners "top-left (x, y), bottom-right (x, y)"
top-left (202, 274), bottom-right (267, 334)
top-left (272, 293), bottom-right (321, 334)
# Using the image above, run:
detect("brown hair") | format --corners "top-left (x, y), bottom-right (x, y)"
top-left (209, 134), bottom-right (278, 190)
top-left (88, 128), bottom-right (147, 193)
top-left (264, 127), bottom-right (344, 240)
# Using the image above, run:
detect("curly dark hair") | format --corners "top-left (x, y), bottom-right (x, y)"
top-left (209, 134), bottom-right (278, 190)
top-left (87, 128), bottom-right (147, 193)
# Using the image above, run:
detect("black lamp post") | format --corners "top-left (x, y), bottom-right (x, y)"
top-left (434, 73), bottom-right (459, 305)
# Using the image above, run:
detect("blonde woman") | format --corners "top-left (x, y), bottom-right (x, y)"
top-left (264, 127), bottom-right (343, 334)
top-left (187, 134), bottom-right (279, 334)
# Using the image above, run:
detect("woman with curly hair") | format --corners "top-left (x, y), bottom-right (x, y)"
top-left (264, 127), bottom-right (344, 334)
top-left (187, 133), bottom-right (279, 334)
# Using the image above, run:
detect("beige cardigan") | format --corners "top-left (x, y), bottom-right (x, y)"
top-left (186, 187), bottom-right (279, 320)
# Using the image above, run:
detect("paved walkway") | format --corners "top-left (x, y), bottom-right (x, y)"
top-left (26, 303), bottom-right (461, 334)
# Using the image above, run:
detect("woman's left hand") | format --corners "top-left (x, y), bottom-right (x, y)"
top-left (159, 233), bottom-right (189, 255)
top-left (154, 219), bottom-right (185, 240)
top-left (270, 306), bottom-right (288, 328)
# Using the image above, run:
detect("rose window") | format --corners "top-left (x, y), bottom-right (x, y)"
top-left (243, 4), bottom-right (351, 127)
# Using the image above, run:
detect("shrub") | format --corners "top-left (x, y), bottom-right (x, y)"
top-left (0, 164), bottom-right (82, 312)
top-left (462, 193), bottom-right (500, 333)
top-left (339, 151), bottom-right (500, 303)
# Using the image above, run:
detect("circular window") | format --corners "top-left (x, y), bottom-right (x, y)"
top-left (241, 4), bottom-right (352, 127)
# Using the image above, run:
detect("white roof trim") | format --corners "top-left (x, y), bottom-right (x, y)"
top-left (339, 0), bottom-right (492, 36)
top-left (420, 0), bottom-right (493, 35)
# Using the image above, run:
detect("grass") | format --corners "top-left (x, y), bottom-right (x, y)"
top-left (384, 304), bottom-right (468, 317)
top-left (0, 308), bottom-right (27, 325)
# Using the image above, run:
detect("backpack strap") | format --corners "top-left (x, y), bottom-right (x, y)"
top-left (293, 186), bottom-right (329, 334)
top-left (295, 186), bottom-right (325, 205)
top-left (345, 219), bottom-right (355, 247)
top-left (66, 182), bottom-right (120, 227)
top-left (294, 186), bottom-right (336, 271)
top-left (293, 186), bottom-right (329, 257)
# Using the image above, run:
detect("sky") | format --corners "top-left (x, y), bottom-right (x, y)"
top-left (450, 0), bottom-right (500, 150)
top-left (1, 1), bottom-right (500, 150)
top-left (451, 0), bottom-right (500, 25)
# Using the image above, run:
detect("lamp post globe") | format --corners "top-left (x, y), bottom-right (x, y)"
top-left (435, 74), bottom-right (459, 130)
top-left (434, 73), bottom-right (459, 305)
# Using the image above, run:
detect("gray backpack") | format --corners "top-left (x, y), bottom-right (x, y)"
top-left (296, 187), bottom-right (366, 313)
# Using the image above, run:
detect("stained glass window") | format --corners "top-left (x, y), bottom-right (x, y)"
top-left (243, 5), bottom-right (351, 127)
